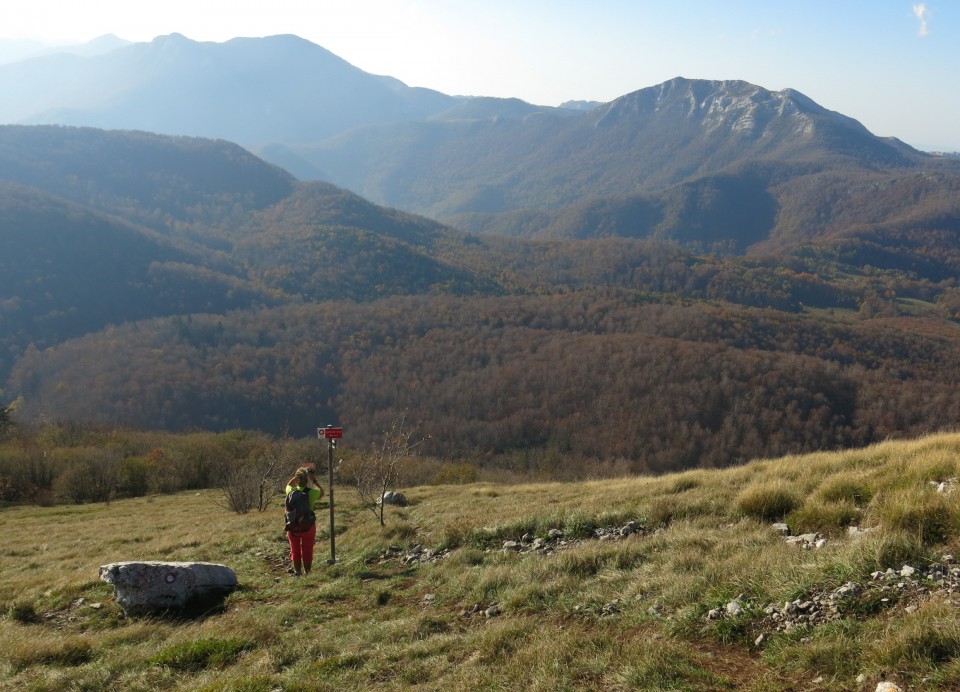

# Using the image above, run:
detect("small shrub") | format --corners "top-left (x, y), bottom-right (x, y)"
top-left (734, 482), bottom-right (801, 522)
top-left (116, 456), bottom-right (152, 498)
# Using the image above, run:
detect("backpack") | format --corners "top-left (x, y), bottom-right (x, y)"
top-left (284, 487), bottom-right (315, 533)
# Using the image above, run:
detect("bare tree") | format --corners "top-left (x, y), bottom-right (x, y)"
top-left (353, 413), bottom-right (426, 526)
top-left (0, 403), bottom-right (15, 441)
top-left (218, 430), bottom-right (292, 514)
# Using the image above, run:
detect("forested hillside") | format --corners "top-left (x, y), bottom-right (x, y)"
top-left (10, 292), bottom-right (960, 476)
top-left (4, 125), bottom-right (960, 476)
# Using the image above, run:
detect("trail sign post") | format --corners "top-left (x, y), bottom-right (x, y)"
top-left (318, 425), bottom-right (343, 564)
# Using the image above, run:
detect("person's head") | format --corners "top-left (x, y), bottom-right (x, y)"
top-left (291, 467), bottom-right (310, 488)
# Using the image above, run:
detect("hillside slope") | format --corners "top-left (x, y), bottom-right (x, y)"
top-left (5, 125), bottom-right (960, 475)
top-left (287, 78), bottom-right (960, 253)
top-left (4, 431), bottom-right (960, 690)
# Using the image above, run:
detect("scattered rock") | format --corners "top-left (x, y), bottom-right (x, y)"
top-left (370, 543), bottom-right (451, 566)
top-left (876, 682), bottom-right (904, 692)
top-left (600, 600), bottom-right (621, 616)
top-left (930, 477), bottom-right (957, 494)
top-left (848, 525), bottom-right (879, 539)
top-left (485, 603), bottom-right (501, 618)
top-left (460, 603), bottom-right (485, 617)
top-left (783, 532), bottom-right (827, 549)
top-left (770, 522), bottom-right (790, 535)
top-left (748, 559), bottom-right (960, 640)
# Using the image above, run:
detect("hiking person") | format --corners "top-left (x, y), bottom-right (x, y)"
top-left (284, 467), bottom-right (323, 575)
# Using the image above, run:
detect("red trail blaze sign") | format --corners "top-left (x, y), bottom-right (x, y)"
top-left (318, 427), bottom-right (343, 440)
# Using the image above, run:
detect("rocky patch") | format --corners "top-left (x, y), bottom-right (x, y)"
top-left (702, 554), bottom-right (960, 638)
top-left (494, 520), bottom-right (649, 556)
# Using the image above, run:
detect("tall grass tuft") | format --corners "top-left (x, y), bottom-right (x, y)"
top-left (851, 531), bottom-right (932, 573)
top-left (786, 498), bottom-right (859, 536)
top-left (149, 638), bottom-right (255, 672)
top-left (6, 635), bottom-right (95, 671)
top-left (867, 487), bottom-right (959, 544)
top-left (867, 602), bottom-right (960, 671)
top-left (734, 481), bottom-right (801, 522)
top-left (815, 472), bottom-right (874, 506)
top-left (6, 600), bottom-right (38, 624)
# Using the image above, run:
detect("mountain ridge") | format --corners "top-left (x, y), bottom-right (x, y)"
top-left (0, 33), bottom-right (459, 146)
top-left (2, 33), bottom-right (954, 254)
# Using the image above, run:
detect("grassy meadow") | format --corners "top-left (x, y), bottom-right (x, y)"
top-left (5, 433), bottom-right (960, 690)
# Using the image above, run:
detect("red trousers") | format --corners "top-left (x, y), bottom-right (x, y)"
top-left (287, 523), bottom-right (317, 564)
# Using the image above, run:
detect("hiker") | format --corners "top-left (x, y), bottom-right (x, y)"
top-left (284, 467), bottom-right (323, 575)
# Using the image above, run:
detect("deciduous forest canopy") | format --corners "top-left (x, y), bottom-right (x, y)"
top-left (3, 68), bottom-right (960, 478)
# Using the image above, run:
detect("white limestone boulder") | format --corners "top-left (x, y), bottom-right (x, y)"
top-left (378, 490), bottom-right (408, 506)
top-left (99, 561), bottom-right (237, 615)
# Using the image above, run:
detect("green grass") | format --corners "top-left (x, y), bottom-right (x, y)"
top-left (5, 433), bottom-right (960, 689)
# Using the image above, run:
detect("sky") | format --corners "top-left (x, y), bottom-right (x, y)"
top-left (2, 0), bottom-right (958, 151)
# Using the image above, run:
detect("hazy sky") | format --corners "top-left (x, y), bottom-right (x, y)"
top-left (3, 0), bottom-right (958, 150)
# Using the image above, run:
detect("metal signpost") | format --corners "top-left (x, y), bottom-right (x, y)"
top-left (317, 425), bottom-right (343, 564)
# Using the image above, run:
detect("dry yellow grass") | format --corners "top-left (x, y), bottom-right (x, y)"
top-left (3, 432), bottom-right (960, 689)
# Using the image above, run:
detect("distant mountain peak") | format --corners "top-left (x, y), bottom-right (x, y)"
top-left (592, 77), bottom-right (878, 150)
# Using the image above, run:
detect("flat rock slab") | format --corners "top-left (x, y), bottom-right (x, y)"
top-left (99, 561), bottom-right (237, 615)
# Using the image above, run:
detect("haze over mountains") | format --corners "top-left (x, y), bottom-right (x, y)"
top-left (3, 34), bottom-right (960, 475)
top-left (2, 33), bottom-right (957, 252)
